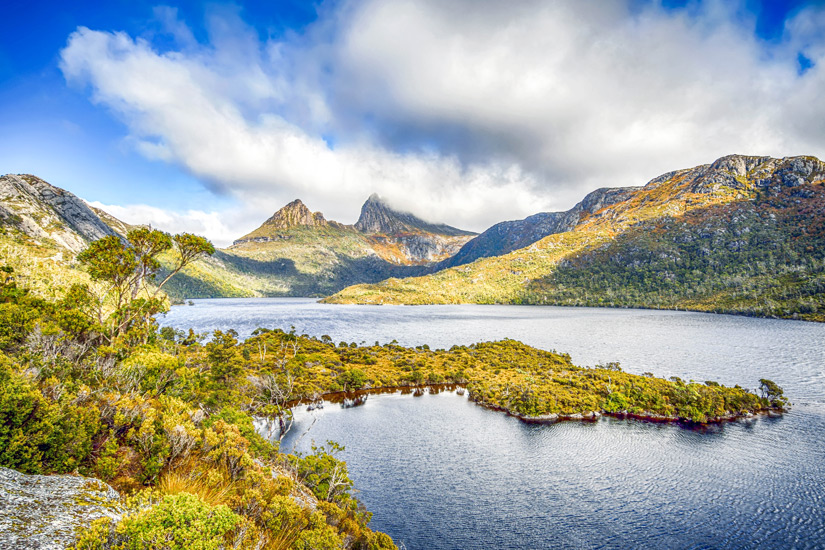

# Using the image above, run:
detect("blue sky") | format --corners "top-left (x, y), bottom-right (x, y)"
top-left (1, 0), bottom-right (823, 245)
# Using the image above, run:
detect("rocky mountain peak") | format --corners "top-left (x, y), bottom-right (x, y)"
top-left (355, 194), bottom-right (405, 234)
top-left (262, 199), bottom-right (328, 230)
top-left (0, 174), bottom-right (119, 253)
top-left (355, 194), bottom-right (474, 237)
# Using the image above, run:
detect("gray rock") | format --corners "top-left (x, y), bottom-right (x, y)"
top-left (0, 174), bottom-right (119, 253)
top-left (353, 194), bottom-right (476, 263)
top-left (0, 467), bottom-right (122, 550)
top-left (354, 193), bottom-right (475, 238)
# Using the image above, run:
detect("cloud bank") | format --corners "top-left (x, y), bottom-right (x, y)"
top-left (61, 0), bottom-right (825, 246)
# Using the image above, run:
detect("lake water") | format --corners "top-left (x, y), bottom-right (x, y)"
top-left (161, 299), bottom-right (825, 549)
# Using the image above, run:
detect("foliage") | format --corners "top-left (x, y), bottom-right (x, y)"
top-left (288, 441), bottom-right (354, 506)
top-left (0, 267), bottom-right (396, 549)
top-left (72, 493), bottom-right (242, 550)
top-left (76, 228), bottom-right (214, 344)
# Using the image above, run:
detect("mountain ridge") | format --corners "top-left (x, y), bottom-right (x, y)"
top-left (325, 154), bottom-right (825, 321)
top-left (0, 174), bottom-right (119, 252)
top-left (231, 194), bottom-right (476, 266)
top-left (439, 186), bottom-right (639, 269)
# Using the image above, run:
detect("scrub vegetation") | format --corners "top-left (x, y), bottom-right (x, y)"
top-left (0, 220), bottom-right (788, 548)
top-left (0, 232), bottom-right (396, 550)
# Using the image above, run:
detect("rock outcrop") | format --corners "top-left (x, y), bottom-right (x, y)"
top-left (0, 174), bottom-right (119, 253)
top-left (355, 194), bottom-right (474, 237)
top-left (647, 154), bottom-right (825, 195)
top-left (0, 467), bottom-right (122, 549)
top-left (233, 199), bottom-right (333, 245)
top-left (355, 194), bottom-right (476, 263)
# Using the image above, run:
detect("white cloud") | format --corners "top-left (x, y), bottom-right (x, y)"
top-left (61, 0), bottom-right (825, 237)
top-left (88, 201), bottom-right (243, 247)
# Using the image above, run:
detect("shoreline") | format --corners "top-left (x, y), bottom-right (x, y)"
top-left (283, 383), bottom-right (785, 427)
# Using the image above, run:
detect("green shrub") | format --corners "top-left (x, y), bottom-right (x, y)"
top-left (74, 493), bottom-right (242, 550)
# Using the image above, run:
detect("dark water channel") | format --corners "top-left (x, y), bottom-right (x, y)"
top-left (162, 299), bottom-right (825, 549)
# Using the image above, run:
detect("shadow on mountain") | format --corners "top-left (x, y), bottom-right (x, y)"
top-left (520, 184), bottom-right (825, 320)
top-left (163, 249), bottom-right (431, 300)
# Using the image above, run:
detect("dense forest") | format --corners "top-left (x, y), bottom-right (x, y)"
top-left (0, 227), bottom-right (787, 549)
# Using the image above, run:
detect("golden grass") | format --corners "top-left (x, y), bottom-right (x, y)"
top-left (156, 461), bottom-right (236, 508)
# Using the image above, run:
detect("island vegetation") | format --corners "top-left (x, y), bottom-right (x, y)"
top-left (0, 228), bottom-right (788, 549)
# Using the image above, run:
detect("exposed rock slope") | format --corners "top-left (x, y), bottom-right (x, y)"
top-left (355, 194), bottom-right (476, 264)
top-left (0, 174), bottom-right (118, 252)
top-left (0, 467), bottom-right (122, 550)
top-left (233, 199), bottom-right (337, 244)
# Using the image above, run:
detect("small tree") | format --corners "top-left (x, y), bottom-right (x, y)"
top-left (759, 378), bottom-right (789, 409)
top-left (77, 228), bottom-right (214, 344)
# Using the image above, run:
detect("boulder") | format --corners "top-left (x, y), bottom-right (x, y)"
top-left (0, 467), bottom-right (122, 549)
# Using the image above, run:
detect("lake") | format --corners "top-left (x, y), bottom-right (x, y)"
top-left (161, 299), bottom-right (825, 549)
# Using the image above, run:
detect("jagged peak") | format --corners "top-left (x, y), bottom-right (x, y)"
top-left (231, 199), bottom-right (332, 245)
top-left (262, 199), bottom-right (327, 230)
top-left (355, 194), bottom-right (475, 237)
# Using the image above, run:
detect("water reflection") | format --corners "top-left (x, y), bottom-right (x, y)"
top-left (162, 300), bottom-right (825, 549)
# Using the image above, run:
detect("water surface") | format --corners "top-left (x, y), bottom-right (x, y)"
top-left (162, 300), bottom-right (825, 549)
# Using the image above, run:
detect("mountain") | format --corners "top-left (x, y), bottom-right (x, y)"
top-left (325, 154), bottom-right (825, 321)
top-left (233, 199), bottom-right (336, 244)
top-left (0, 178), bottom-right (474, 300)
top-left (440, 186), bottom-right (637, 268)
top-left (162, 195), bottom-right (476, 299)
top-left (354, 194), bottom-right (476, 264)
top-left (0, 174), bottom-right (118, 252)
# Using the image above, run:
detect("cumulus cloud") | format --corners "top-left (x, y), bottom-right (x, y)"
top-left (61, 0), bottom-right (825, 236)
top-left (88, 201), bottom-right (243, 247)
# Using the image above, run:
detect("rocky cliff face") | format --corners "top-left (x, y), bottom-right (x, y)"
top-left (0, 174), bottom-right (119, 253)
top-left (0, 467), bottom-right (122, 549)
top-left (442, 186), bottom-right (638, 268)
top-left (233, 199), bottom-right (334, 245)
top-left (355, 193), bottom-right (474, 237)
top-left (646, 154), bottom-right (825, 195)
top-left (355, 194), bottom-right (476, 263)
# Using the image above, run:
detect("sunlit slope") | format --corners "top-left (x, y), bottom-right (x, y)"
top-left (325, 155), bottom-right (825, 319)
top-left (162, 224), bottom-right (426, 299)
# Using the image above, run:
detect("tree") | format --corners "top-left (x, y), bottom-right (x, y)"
top-left (77, 228), bottom-right (214, 343)
top-left (759, 378), bottom-right (789, 409)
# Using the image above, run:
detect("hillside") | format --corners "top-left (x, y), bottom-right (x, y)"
top-left (439, 186), bottom-right (638, 268)
top-left (161, 195), bottom-right (475, 299)
top-left (0, 174), bottom-right (127, 300)
top-left (0, 178), bottom-right (475, 300)
top-left (0, 174), bottom-right (118, 252)
top-left (325, 155), bottom-right (825, 321)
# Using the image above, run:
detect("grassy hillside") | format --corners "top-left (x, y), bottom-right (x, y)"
top-left (162, 225), bottom-right (426, 300)
top-left (0, 231), bottom-right (94, 301)
top-left (325, 155), bottom-right (825, 320)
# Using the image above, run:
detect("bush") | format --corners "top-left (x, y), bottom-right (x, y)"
top-left (74, 493), bottom-right (242, 550)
